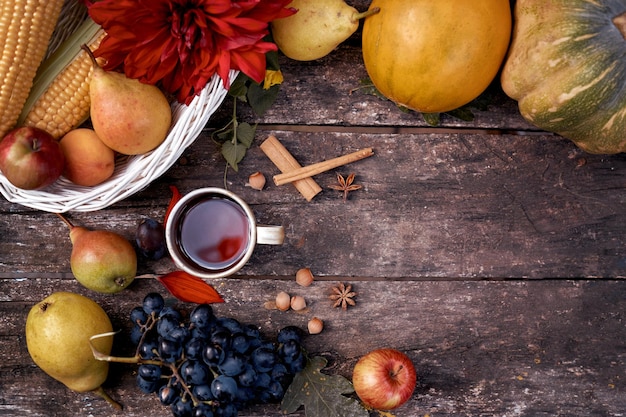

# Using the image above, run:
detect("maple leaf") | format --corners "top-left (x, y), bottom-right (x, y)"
top-left (281, 356), bottom-right (368, 417)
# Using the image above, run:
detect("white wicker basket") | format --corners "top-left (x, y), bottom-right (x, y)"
top-left (0, 70), bottom-right (235, 213)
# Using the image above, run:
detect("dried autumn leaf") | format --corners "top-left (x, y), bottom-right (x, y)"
top-left (157, 271), bottom-right (224, 304)
top-left (281, 356), bottom-right (368, 417)
top-left (263, 69), bottom-right (284, 90)
top-left (164, 185), bottom-right (182, 227)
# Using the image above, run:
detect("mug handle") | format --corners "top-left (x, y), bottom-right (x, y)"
top-left (256, 225), bottom-right (285, 245)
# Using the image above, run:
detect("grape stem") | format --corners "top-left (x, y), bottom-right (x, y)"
top-left (166, 361), bottom-right (201, 407)
top-left (89, 331), bottom-right (162, 366)
top-left (89, 327), bottom-right (205, 408)
top-left (134, 312), bottom-right (159, 358)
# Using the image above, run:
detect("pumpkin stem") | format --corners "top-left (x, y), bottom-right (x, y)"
top-left (613, 11), bottom-right (626, 40)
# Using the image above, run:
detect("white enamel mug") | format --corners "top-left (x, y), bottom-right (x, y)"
top-left (165, 187), bottom-right (284, 278)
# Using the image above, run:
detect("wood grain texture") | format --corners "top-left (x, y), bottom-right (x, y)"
top-left (2, 130), bottom-right (624, 279)
top-left (2, 278), bottom-right (626, 417)
top-left (1, 1), bottom-right (625, 415)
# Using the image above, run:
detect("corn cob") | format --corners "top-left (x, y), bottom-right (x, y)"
top-left (18, 18), bottom-right (105, 139)
top-left (45, 0), bottom-right (89, 60)
top-left (0, 0), bottom-right (65, 138)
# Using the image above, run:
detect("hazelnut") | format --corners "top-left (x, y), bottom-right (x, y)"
top-left (295, 267), bottom-right (314, 287)
top-left (245, 171), bottom-right (266, 190)
top-left (275, 291), bottom-right (291, 311)
top-left (290, 295), bottom-right (307, 311)
top-left (308, 317), bottom-right (324, 334)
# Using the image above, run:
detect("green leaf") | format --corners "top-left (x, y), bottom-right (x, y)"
top-left (446, 106), bottom-right (475, 122)
top-left (265, 49), bottom-right (280, 71)
top-left (247, 81), bottom-right (280, 116)
top-left (221, 140), bottom-right (247, 172)
top-left (355, 77), bottom-right (387, 100)
top-left (281, 356), bottom-right (368, 417)
top-left (215, 127), bottom-right (234, 143)
top-left (422, 112), bottom-right (441, 126)
top-left (235, 122), bottom-right (256, 148)
top-left (228, 73), bottom-right (250, 99)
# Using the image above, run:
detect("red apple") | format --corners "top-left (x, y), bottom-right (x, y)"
top-left (352, 348), bottom-right (416, 410)
top-left (0, 126), bottom-right (65, 190)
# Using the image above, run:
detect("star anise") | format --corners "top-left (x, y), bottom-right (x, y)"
top-left (328, 172), bottom-right (362, 202)
top-left (329, 282), bottom-right (356, 310)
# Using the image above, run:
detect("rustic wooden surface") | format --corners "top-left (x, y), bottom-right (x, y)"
top-left (2, 2), bottom-right (626, 416)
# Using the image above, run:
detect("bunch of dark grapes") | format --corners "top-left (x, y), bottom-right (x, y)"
top-left (130, 293), bottom-right (308, 417)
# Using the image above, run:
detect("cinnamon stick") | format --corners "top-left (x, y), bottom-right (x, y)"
top-left (260, 135), bottom-right (322, 201)
top-left (273, 147), bottom-right (374, 186)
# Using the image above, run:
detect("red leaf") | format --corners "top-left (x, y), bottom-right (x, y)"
top-left (157, 271), bottom-right (224, 304)
top-left (164, 185), bottom-right (182, 226)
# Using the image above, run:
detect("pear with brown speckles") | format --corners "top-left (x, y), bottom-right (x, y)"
top-left (82, 44), bottom-right (172, 155)
top-left (57, 213), bottom-right (136, 294)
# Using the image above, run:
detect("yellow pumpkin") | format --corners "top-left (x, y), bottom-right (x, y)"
top-left (362, 0), bottom-right (512, 113)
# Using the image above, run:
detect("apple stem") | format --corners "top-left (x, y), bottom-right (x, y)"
top-left (92, 386), bottom-right (123, 410)
top-left (390, 364), bottom-right (404, 378)
top-left (354, 7), bottom-right (380, 22)
top-left (55, 212), bottom-right (74, 230)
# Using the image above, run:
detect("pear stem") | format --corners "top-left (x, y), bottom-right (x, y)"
top-left (55, 213), bottom-right (74, 230)
top-left (81, 43), bottom-right (100, 69)
top-left (353, 7), bottom-right (380, 22)
top-left (92, 386), bottom-right (123, 410)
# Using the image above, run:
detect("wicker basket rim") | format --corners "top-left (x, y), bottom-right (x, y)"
top-left (0, 70), bottom-right (235, 213)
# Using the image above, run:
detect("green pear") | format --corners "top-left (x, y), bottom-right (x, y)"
top-left (57, 213), bottom-right (136, 294)
top-left (25, 291), bottom-right (120, 409)
top-left (271, 0), bottom-right (379, 61)
top-left (82, 45), bottom-right (172, 155)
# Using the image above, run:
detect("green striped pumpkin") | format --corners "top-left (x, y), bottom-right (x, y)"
top-left (501, 0), bottom-right (626, 154)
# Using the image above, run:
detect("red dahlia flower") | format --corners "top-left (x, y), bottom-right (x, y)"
top-left (85, 0), bottom-right (295, 105)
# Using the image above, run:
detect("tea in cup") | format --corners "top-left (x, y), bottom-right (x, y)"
top-left (165, 187), bottom-right (284, 278)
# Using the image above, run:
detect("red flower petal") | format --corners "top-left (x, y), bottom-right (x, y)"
top-left (157, 270), bottom-right (224, 304)
top-left (87, 0), bottom-right (296, 105)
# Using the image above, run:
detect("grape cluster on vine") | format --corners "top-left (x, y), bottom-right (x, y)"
top-left (130, 292), bottom-right (307, 417)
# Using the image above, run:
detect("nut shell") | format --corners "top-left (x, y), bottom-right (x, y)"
top-left (295, 267), bottom-right (314, 286)
top-left (275, 291), bottom-right (291, 311)
top-left (308, 317), bottom-right (324, 334)
top-left (290, 295), bottom-right (307, 311)
top-left (246, 171), bottom-right (266, 190)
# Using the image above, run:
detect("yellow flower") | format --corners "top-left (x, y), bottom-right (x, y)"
top-left (263, 70), bottom-right (284, 90)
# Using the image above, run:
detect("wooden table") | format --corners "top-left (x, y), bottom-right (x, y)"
top-left (2, 3), bottom-right (626, 416)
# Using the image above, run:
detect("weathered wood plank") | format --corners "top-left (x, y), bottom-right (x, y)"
top-left (1, 278), bottom-right (625, 416)
top-left (1, 3), bottom-right (624, 417)
top-left (2, 130), bottom-right (624, 279)
top-left (215, 44), bottom-right (539, 133)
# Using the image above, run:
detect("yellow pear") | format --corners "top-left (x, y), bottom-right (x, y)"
top-left (57, 213), bottom-right (136, 294)
top-left (25, 291), bottom-right (120, 409)
top-left (271, 0), bottom-right (379, 61)
top-left (83, 45), bottom-right (172, 155)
